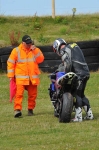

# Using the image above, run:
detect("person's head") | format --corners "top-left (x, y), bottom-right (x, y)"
top-left (52, 38), bottom-right (67, 56)
top-left (22, 35), bottom-right (34, 49)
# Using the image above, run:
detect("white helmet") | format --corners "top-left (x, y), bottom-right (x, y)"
top-left (52, 38), bottom-right (66, 56)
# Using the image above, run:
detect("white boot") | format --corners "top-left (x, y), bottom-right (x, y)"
top-left (83, 106), bottom-right (94, 120)
top-left (72, 107), bottom-right (82, 122)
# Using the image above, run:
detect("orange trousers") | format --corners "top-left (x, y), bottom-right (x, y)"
top-left (14, 82), bottom-right (37, 110)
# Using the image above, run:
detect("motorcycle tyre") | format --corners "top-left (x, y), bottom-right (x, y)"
top-left (59, 92), bottom-right (73, 123)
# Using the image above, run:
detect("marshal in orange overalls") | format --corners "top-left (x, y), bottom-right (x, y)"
top-left (7, 42), bottom-right (44, 115)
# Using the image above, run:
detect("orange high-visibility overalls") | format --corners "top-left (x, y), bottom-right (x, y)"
top-left (7, 43), bottom-right (44, 110)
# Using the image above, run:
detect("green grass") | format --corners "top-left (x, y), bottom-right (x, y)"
top-left (0, 14), bottom-right (99, 47)
top-left (0, 72), bottom-right (99, 150)
top-left (0, 14), bottom-right (99, 149)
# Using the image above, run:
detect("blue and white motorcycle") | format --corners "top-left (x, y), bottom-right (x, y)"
top-left (48, 71), bottom-right (78, 123)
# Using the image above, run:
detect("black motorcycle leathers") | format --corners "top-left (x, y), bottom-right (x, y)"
top-left (61, 43), bottom-right (91, 110)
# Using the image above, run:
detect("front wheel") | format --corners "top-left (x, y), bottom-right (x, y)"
top-left (59, 92), bottom-right (73, 123)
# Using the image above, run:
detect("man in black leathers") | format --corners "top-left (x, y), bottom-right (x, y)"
top-left (52, 38), bottom-right (94, 122)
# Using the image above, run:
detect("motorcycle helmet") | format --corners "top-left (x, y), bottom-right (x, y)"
top-left (52, 38), bottom-right (67, 56)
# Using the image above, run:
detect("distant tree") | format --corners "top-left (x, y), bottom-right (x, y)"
top-left (72, 8), bottom-right (76, 17)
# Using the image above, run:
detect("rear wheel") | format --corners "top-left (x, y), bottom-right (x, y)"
top-left (59, 92), bottom-right (73, 123)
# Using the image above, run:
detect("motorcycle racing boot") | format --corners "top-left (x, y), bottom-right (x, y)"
top-left (83, 106), bottom-right (94, 120)
top-left (72, 107), bottom-right (82, 122)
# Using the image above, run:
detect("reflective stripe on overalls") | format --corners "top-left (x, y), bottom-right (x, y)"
top-left (8, 47), bottom-right (39, 80)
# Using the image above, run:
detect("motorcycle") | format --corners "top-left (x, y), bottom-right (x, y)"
top-left (48, 71), bottom-right (78, 123)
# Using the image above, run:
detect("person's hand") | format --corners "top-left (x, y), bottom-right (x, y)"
top-left (30, 45), bottom-right (36, 50)
top-left (9, 77), bottom-right (14, 81)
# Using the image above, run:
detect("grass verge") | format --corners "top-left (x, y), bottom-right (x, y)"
top-left (0, 72), bottom-right (99, 150)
